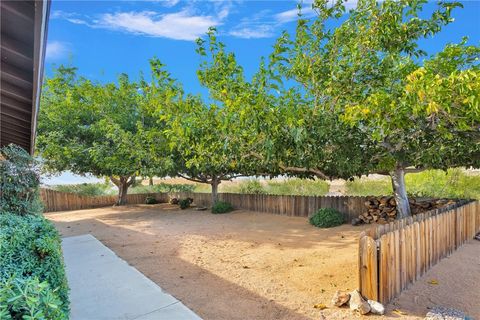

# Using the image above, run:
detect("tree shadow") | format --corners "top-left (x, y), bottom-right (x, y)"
top-left (46, 204), bottom-right (371, 320)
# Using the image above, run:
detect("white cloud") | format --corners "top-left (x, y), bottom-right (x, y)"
top-left (51, 10), bottom-right (91, 26)
top-left (274, 2), bottom-right (317, 24)
top-left (46, 41), bottom-right (70, 61)
top-left (274, 8), bottom-right (301, 23)
top-left (274, 0), bottom-right (359, 24)
top-left (160, 0), bottom-right (180, 8)
top-left (228, 9), bottom-right (276, 39)
top-left (97, 10), bottom-right (220, 40)
top-left (53, 3), bottom-right (232, 42)
top-left (229, 25), bottom-right (275, 39)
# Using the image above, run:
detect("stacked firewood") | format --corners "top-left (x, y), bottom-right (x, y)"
top-left (357, 196), bottom-right (458, 224)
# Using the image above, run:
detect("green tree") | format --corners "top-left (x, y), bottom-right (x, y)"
top-left (37, 66), bottom-right (165, 205)
top-left (269, 0), bottom-right (479, 218)
top-left (159, 29), bottom-right (269, 204)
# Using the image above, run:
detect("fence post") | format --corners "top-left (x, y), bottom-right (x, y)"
top-left (359, 234), bottom-right (378, 301)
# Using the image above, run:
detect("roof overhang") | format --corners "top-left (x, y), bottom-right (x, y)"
top-left (1, 0), bottom-right (50, 154)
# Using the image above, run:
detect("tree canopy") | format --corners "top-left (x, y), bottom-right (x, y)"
top-left (37, 0), bottom-right (479, 214)
top-left (37, 66), bottom-right (170, 205)
top-left (265, 0), bottom-right (479, 217)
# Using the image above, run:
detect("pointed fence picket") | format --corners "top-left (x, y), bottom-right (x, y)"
top-left (359, 200), bottom-right (480, 304)
top-left (40, 188), bottom-right (367, 220)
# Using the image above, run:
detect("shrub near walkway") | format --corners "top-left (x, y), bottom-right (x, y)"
top-left (0, 145), bottom-right (69, 319)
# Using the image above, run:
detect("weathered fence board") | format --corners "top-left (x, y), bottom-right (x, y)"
top-left (359, 200), bottom-right (480, 304)
top-left (168, 192), bottom-right (367, 221)
top-left (40, 189), bottom-right (367, 220)
top-left (39, 189), bottom-right (168, 212)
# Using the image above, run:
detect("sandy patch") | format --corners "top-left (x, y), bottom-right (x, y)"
top-left (46, 204), bottom-right (479, 319)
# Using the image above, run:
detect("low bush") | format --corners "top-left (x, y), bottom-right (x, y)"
top-left (52, 182), bottom-right (114, 196)
top-left (129, 183), bottom-right (196, 194)
top-left (0, 213), bottom-right (69, 319)
top-left (0, 277), bottom-right (67, 320)
top-left (309, 208), bottom-right (345, 228)
top-left (238, 179), bottom-right (265, 194)
top-left (211, 201), bottom-right (234, 214)
top-left (0, 144), bottom-right (43, 215)
top-left (345, 169), bottom-right (480, 199)
top-left (266, 178), bottom-right (330, 196)
top-left (0, 145), bottom-right (69, 319)
top-left (179, 198), bottom-right (191, 209)
top-left (217, 178), bottom-right (330, 196)
top-left (145, 196), bottom-right (158, 204)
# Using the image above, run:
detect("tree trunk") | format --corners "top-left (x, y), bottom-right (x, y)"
top-left (110, 176), bottom-right (135, 206)
top-left (117, 181), bottom-right (128, 206)
top-left (149, 177), bottom-right (154, 186)
top-left (211, 178), bottom-right (220, 205)
top-left (390, 165), bottom-right (411, 219)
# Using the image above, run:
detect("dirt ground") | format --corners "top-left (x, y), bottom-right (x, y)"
top-left (385, 241), bottom-right (480, 319)
top-left (46, 204), bottom-right (479, 320)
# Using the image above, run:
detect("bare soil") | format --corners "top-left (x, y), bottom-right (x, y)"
top-left (384, 241), bottom-right (480, 319)
top-left (46, 204), bottom-right (479, 320)
top-left (47, 204), bottom-right (369, 319)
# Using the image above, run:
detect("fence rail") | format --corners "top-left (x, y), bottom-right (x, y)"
top-left (141, 192), bottom-right (366, 221)
top-left (39, 189), bottom-right (168, 212)
top-left (40, 189), bottom-right (366, 220)
top-left (359, 200), bottom-right (480, 304)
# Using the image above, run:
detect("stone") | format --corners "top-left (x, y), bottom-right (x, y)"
top-left (351, 218), bottom-right (362, 226)
top-left (425, 306), bottom-right (469, 320)
top-left (331, 290), bottom-right (350, 307)
top-left (367, 300), bottom-right (385, 315)
top-left (349, 290), bottom-right (370, 315)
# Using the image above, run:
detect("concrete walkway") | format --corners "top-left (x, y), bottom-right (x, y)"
top-left (62, 234), bottom-right (202, 320)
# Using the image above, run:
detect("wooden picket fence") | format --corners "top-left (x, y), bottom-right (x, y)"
top-left (40, 188), bottom-right (366, 220)
top-left (165, 192), bottom-right (367, 221)
top-left (358, 200), bottom-right (480, 304)
top-left (40, 189), bottom-right (168, 212)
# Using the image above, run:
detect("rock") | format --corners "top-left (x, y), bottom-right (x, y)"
top-left (351, 218), bottom-right (363, 226)
top-left (331, 290), bottom-right (350, 307)
top-left (367, 300), bottom-right (385, 315)
top-left (425, 306), bottom-right (469, 320)
top-left (349, 290), bottom-right (370, 315)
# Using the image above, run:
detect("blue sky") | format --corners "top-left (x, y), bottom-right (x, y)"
top-left (45, 0), bottom-right (480, 95)
top-left (42, 0), bottom-right (479, 185)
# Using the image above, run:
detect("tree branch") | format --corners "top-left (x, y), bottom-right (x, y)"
top-left (110, 176), bottom-right (120, 186)
top-left (127, 175), bottom-right (136, 186)
top-left (177, 173), bottom-right (209, 184)
top-left (279, 165), bottom-right (329, 180)
top-left (220, 174), bottom-right (246, 181)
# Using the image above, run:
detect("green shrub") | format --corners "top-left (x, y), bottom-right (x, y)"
top-left (0, 144), bottom-right (69, 319)
top-left (129, 183), bottom-right (196, 194)
top-left (217, 178), bottom-right (329, 196)
top-left (145, 196), bottom-right (158, 204)
top-left (0, 213), bottom-right (69, 318)
top-left (178, 198), bottom-right (191, 209)
top-left (345, 177), bottom-right (391, 196)
top-left (345, 169), bottom-right (480, 199)
top-left (53, 182), bottom-right (114, 196)
top-left (238, 179), bottom-right (265, 194)
top-left (0, 277), bottom-right (67, 320)
top-left (265, 178), bottom-right (330, 196)
top-left (309, 208), bottom-right (345, 228)
top-left (211, 201), bottom-right (234, 214)
top-left (0, 144), bottom-right (43, 215)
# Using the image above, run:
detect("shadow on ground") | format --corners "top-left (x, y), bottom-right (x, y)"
top-left (47, 204), bottom-right (371, 320)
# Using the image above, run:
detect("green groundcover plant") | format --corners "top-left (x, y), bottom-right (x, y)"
top-left (309, 208), bottom-right (345, 228)
top-left (211, 201), bottom-right (234, 214)
top-left (0, 145), bottom-right (69, 319)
